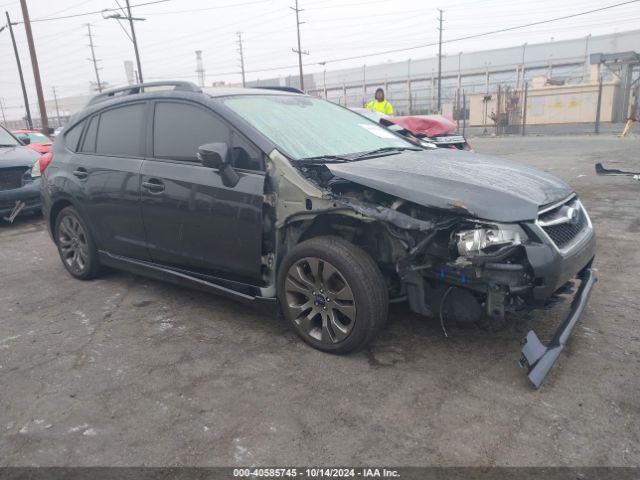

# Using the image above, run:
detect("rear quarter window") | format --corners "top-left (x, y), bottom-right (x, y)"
top-left (80, 116), bottom-right (98, 153)
top-left (64, 121), bottom-right (84, 152)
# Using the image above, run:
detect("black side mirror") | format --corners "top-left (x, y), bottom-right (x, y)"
top-left (197, 142), bottom-right (240, 188)
top-left (17, 134), bottom-right (30, 145)
top-left (198, 142), bottom-right (228, 169)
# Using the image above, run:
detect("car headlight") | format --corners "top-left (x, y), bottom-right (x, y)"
top-left (455, 225), bottom-right (522, 257)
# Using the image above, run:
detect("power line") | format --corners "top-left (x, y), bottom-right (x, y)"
top-left (112, 0), bottom-right (134, 42)
top-left (135, 0), bottom-right (271, 16)
top-left (308, 0), bottom-right (640, 66)
top-left (19, 0), bottom-right (173, 23)
top-left (21, 0), bottom-right (276, 23)
top-left (98, 6), bottom-right (640, 84)
top-left (209, 0), bottom-right (640, 77)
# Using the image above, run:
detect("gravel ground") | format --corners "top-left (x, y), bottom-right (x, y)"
top-left (0, 134), bottom-right (638, 466)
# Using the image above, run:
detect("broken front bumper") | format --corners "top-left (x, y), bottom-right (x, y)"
top-left (520, 267), bottom-right (597, 389)
top-left (0, 179), bottom-right (42, 221)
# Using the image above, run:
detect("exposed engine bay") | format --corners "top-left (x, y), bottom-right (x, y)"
top-left (286, 161), bottom-right (544, 332)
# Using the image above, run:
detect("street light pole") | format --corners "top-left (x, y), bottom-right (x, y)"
top-left (5, 11), bottom-right (32, 129)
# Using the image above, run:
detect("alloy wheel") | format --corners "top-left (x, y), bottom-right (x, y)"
top-left (284, 257), bottom-right (357, 344)
top-left (57, 214), bottom-right (89, 274)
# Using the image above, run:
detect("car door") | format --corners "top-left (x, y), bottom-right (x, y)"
top-left (72, 102), bottom-right (149, 260)
top-left (140, 100), bottom-right (265, 283)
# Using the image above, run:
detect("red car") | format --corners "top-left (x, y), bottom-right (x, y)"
top-left (12, 130), bottom-right (53, 155)
top-left (382, 115), bottom-right (472, 151)
top-left (350, 108), bottom-right (472, 151)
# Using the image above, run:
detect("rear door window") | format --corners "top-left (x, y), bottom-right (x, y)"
top-left (95, 103), bottom-right (145, 157)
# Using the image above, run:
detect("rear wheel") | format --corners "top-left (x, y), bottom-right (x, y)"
top-left (54, 206), bottom-right (101, 280)
top-left (278, 236), bottom-right (388, 354)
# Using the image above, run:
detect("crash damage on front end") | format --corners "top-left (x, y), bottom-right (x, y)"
top-left (267, 147), bottom-right (596, 388)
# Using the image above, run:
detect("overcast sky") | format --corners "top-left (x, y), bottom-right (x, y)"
top-left (1, 0), bottom-right (640, 120)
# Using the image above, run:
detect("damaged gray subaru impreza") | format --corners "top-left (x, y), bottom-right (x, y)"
top-left (41, 82), bottom-right (596, 388)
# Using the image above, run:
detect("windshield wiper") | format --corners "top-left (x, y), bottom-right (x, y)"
top-left (350, 146), bottom-right (422, 160)
top-left (0, 144), bottom-right (18, 147)
top-left (296, 154), bottom-right (352, 164)
top-left (297, 147), bottom-right (421, 164)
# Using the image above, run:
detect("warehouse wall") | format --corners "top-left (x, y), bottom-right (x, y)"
top-left (469, 81), bottom-right (619, 126)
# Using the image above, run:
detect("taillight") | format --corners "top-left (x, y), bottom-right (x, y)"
top-left (31, 152), bottom-right (52, 178)
top-left (40, 152), bottom-right (53, 172)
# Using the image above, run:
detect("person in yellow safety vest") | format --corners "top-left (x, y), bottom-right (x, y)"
top-left (366, 88), bottom-right (394, 115)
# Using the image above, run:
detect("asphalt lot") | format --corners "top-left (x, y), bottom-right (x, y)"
top-left (1, 134), bottom-right (639, 466)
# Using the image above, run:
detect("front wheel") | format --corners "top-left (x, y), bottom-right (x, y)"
top-left (277, 236), bottom-right (388, 354)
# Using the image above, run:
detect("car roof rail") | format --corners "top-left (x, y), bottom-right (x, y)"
top-left (87, 81), bottom-right (202, 106)
top-left (255, 86), bottom-right (304, 94)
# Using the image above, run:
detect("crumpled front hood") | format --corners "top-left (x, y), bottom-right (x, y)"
top-left (327, 149), bottom-right (573, 222)
top-left (0, 145), bottom-right (40, 168)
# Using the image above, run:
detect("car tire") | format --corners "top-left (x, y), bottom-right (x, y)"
top-left (278, 235), bottom-right (388, 354)
top-left (54, 206), bottom-right (101, 280)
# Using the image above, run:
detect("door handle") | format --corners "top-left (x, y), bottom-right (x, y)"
top-left (72, 168), bottom-right (88, 179)
top-left (142, 179), bottom-right (165, 193)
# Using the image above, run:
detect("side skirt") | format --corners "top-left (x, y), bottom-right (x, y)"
top-left (98, 251), bottom-right (279, 314)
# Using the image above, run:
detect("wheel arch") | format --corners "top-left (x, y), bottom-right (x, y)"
top-left (282, 212), bottom-right (373, 251)
top-left (49, 196), bottom-right (99, 249)
top-left (278, 212), bottom-right (401, 285)
top-left (49, 197), bottom-right (75, 234)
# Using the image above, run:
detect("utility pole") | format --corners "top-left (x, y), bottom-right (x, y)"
top-left (104, 1), bottom-right (145, 84)
top-left (195, 50), bottom-right (205, 87)
top-left (19, 0), bottom-right (48, 133)
top-left (126, 0), bottom-right (143, 84)
top-left (595, 71), bottom-right (603, 134)
top-left (583, 34), bottom-right (591, 82)
top-left (0, 98), bottom-right (6, 124)
top-left (291, 0), bottom-right (308, 91)
top-left (5, 11), bottom-right (32, 130)
top-left (319, 62), bottom-right (327, 98)
top-left (86, 24), bottom-right (103, 93)
top-left (436, 9), bottom-right (443, 113)
top-left (52, 87), bottom-right (61, 127)
top-left (236, 32), bottom-right (246, 87)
